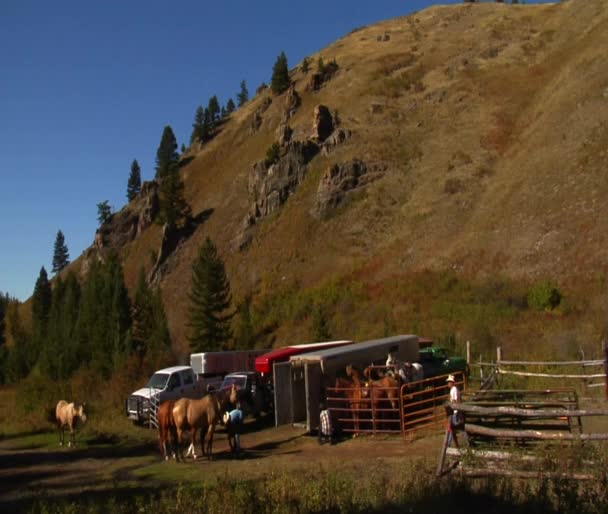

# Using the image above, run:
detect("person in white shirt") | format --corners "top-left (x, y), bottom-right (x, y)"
top-left (446, 375), bottom-right (464, 446)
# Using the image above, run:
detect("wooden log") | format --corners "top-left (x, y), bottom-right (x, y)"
top-left (499, 359), bottom-right (604, 366)
top-left (458, 467), bottom-right (595, 480)
top-left (446, 447), bottom-right (538, 461)
top-left (497, 369), bottom-right (605, 379)
top-left (465, 423), bottom-right (608, 440)
top-left (450, 403), bottom-right (608, 418)
top-left (473, 388), bottom-right (576, 395)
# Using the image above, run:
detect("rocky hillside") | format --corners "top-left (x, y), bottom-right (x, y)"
top-left (76, 0), bottom-right (608, 358)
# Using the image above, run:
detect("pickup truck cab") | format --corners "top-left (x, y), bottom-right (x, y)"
top-left (220, 371), bottom-right (273, 417)
top-left (126, 366), bottom-right (203, 424)
top-left (418, 347), bottom-right (469, 379)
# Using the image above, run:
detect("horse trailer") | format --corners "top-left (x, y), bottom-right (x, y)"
top-left (274, 335), bottom-right (420, 432)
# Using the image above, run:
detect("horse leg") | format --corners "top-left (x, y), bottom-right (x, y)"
top-left (169, 425), bottom-right (178, 460)
top-left (159, 427), bottom-right (167, 460)
top-left (206, 425), bottom-right (215, 460)
top-left (189, 427), bottom-right (199, 459)
top-left (175, 427), bottom-right (184, 461)
top-left (59, 424), bottom-right (64, 446)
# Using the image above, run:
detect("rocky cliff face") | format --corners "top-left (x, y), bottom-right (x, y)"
top-left (247, 140), bottom-right (320, 222)
top-left (314, 160), bottom-right (387, 219)
top-left (80, 181), bottom-right (159, 276)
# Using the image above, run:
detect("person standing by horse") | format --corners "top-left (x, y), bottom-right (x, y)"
top-left (223, 403), bottom-right (244, 455)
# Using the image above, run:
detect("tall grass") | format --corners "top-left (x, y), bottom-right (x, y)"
top-left (25, 456), bottom-right (608, 514)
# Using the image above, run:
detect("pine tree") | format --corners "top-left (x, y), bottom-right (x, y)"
top-left (131, 268), bottom-right (170, 365)
top-left (233, 297), bottom-right (255, 350)
top-left (0, 293), bottom-right (5, 350)
top-left (97, 201), bottom-right (112, 226)
top-left (31, 266), bottom-right (52, 365)
top-left (0, 294), bottom-right (6, 383)
top-left (208, 96), bottom-right (220, 125)
top-left (155, 125), bottom-right (179, 180)
top-left (41, 275), bottom-right (81, 380)
top-left (237, 80), bottom-right (249, 107)
top-left (127, 159), bottom-right (142, 201)
top-left (301, 56), bottom-right (310, 74)
top-left (158, 164), bottom-right (191, 228)
top-left (52, 229), bottom-right (70, 274)
top-left (6, 302), bottom-right (31, 381)
top-left (79, 254), bottom-right (131, 378)
top-left (271, 51), bottom-right (290, 95)
top-left (188, 237), bottom-right (233, 353)
top-left (190, 105), bottom-right (206, 144)
top-left (107, 254), bottom-right (132, 372)
top-left (317, 56), bottom-right (326, 75)
top-left (226, 98), bottom-right (236, 114)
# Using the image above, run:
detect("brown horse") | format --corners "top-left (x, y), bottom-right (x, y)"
top-left (158, 400), bottom-right (178, 460)
top-left (55, 400), bottom-right (87, 447)
top-left (362, 367), bottom-right (401, 429)
top-left (343, 364), bottom-right (366, 436)
top-left (173, 384), bottom-right (237, 460)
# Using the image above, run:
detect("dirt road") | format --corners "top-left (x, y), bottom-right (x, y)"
top-left (0, 421), bottom-right (441, 513)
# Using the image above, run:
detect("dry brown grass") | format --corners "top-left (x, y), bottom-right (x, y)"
top-left (40, 0), bottom-right (608, 358)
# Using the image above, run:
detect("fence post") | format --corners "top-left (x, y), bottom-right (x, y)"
top-left (466, 340), bottom-right (471, 366)
top-left (604, 340), bottom-right (608, 401)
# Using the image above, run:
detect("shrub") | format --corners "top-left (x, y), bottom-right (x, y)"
top-left (527, 281), bottom-right (562, 311)
top-left (265, 143), bottom-right (281, 167)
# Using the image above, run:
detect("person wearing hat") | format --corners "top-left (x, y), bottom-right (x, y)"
top-left (223, 403), bottom-right (244, 454)
top-left (446, 374), bottom-right (464, 446)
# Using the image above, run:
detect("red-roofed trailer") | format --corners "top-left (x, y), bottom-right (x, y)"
top-left (255, 340), bottom-right (354, 377)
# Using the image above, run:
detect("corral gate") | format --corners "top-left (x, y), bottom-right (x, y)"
top-left (274, 361), bottom-right (293, 426)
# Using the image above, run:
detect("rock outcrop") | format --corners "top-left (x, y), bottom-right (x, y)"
top-left (283, 84), bottom-right (300, 119)
top-left (275, 121), bottom-right (293, 146)
top-left (321, 128), bottom-right (352, 155)
top-left (95, 181), bottom-right (159, 250)
top-left (249, 97), bottom-right (272, 134)
top-left (313, 159), bottom-right (387, 219)
top-left (247, 140), bottom-right (319, 223)
top-left (312, 105), bottom-right (334, 142)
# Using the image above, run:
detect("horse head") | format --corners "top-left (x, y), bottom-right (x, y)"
top-left (75, 403), bottom-right (87, 424)
top-left (229, 384), bottom-right (238, 405)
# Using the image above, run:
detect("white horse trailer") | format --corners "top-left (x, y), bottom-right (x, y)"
top-left (190, 350), bottom-right (268, 391)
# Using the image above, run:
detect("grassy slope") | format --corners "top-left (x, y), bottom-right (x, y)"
top-left (111, 0), bottom-right (607, 357)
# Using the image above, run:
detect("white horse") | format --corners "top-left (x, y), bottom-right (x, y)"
top-left (55, 400), bottom-right (87, 447)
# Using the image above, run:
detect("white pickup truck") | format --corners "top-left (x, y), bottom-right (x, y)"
top-left (126, 365), bottom-right (204, 425)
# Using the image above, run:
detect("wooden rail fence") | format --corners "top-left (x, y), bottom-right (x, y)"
top-left (437, 388), bottom-right (608, 479)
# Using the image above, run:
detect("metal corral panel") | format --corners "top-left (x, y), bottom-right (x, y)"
top-left (285, 335), bottom-right (419, 433)
top-left (274, 361), bottom-right (293, 426)
top-left (289, 335), bottom-right (420, 377)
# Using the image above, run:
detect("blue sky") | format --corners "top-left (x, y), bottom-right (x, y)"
top-left (0, 0), bottom-right (552, 301)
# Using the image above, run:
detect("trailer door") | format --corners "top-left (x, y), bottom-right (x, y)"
top-left (274, 361), bottom-right (293, 426)
top-left (305, 362), bottom-right (323, 433)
